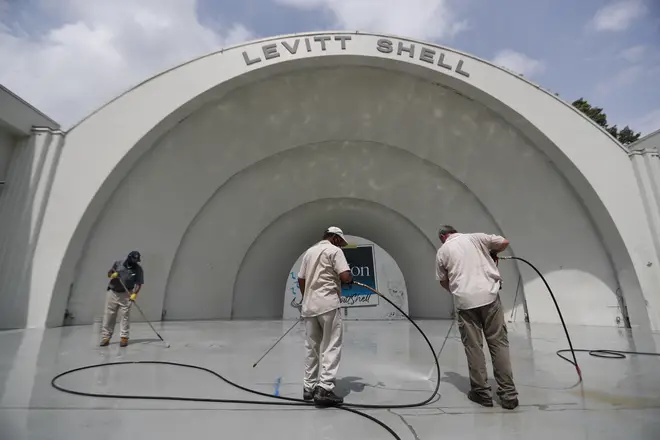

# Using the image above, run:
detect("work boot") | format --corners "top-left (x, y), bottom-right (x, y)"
top-left (303, 387), bottom-right (315, 401)
top-left (99, 338), bottom-right (110, 347)
top-left (501, 398), bottom-right (519, 410)
top-left (467, 390), bottom-right (493, 407)
top-left (120, 337), bottom-right (128, 347)
top-left (314, 387), bottom-right (343, 406)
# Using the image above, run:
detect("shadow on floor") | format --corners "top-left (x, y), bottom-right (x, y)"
top-left (441, 371), bottom-right (497, 395)
top-left (334, 376), bottom-right (367, 398)
top-left (102, 337), bottom-right (161, 346)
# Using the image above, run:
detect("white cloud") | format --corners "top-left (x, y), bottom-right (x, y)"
top-left (0, 0), bottom-right (254, 129)
top-left (619, 45), bottom-right (646, 62)
top-left (492, 49), bottom-right (546, 78)
top-left (633, 109), bottom-right (660, 135)
top-left (595, 65), bottom-right (644, 96)
top-left (274, 0), bottom-right (469, 41)
top-left (589, 0), bottom-right (647, 32)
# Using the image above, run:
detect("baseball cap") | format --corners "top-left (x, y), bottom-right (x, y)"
top-left (326, 226), bottom-right (347, 246)
top-left (128, 251), bottom-right (141, 262)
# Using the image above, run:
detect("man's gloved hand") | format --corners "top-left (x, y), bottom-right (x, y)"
top-left (110, 272), bottom-right (119, 279)
top-left (130, 293), bottom-right (137, 302)
top-left (490, 251), bottom-right (499, 264)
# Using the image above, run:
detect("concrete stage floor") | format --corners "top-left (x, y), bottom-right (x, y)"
top-left (1, 319), bottom-right (659, 439)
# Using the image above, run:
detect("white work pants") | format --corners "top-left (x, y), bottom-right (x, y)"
top-left (101, 291), bottom-right (132, 339)
top-left (303, 308), bottom-right (343, 392)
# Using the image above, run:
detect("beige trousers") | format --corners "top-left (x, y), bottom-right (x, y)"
top-left (457, 295), bottom-right (518, 401)
top-left (303, 308), bottom-right (343, 392)
top-left (101, 290), bottom-right (132, 339)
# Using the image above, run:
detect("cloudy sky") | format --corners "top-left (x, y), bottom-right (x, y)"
top-left (1, 0), bottom-right (659, 134)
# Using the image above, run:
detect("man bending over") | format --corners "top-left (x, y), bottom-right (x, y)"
top-left (435, 225), bottom-right (519, 410)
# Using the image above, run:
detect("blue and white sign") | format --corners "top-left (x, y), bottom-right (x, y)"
top-left (284, 235), bottom-right (409, 320)
top-left (340, 244), bottom-right (379, 307)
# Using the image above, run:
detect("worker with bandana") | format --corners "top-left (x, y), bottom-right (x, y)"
top-left (100, 251), bottom-right (144, 347)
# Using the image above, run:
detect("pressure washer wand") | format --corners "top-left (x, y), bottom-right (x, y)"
top-left (116, 277), bottom-right (170, 348)
top-left (499, 255), bottom-right (582, 380)
top-left (252, 318), bottom-right (302, 368)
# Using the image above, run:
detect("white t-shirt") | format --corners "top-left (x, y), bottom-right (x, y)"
top-left (435, 233), bottom-right (506, 310)
top-left (298, 240), bottom-right (350, 318)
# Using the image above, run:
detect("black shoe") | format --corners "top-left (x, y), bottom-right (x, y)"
top-left (303, 387), bottom-right (315, 401)
top-left (467, 390), bottom-right (493, 407)
top-left (501, 398), bottom-right (519, 410)
top-left (314, 387), bottom-right (343, 406)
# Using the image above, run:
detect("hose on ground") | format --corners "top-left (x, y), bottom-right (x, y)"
top-left (51, 284), bottom-right (446, 440)
top-left (52, 257), bottom-right (660, 437)
top-left (500, 255), bottom-right (660, 382)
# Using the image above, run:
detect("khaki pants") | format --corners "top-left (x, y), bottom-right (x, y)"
top-left (457, 295), bottom-right (518, 401)
top-left (303, 308), bottom-right (343, 392)
top-left (101, 290), bottom-right (132, 339)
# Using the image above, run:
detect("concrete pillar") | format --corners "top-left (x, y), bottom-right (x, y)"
top-left (629, 137), bottom-right (660, 332)
top-left (0, 128), bottom-right (65, 329)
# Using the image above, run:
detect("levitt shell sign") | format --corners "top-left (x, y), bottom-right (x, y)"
top-left (341, 245), bottom-right (379, 307)
top-left (241, 34), bottom-right (471, 78)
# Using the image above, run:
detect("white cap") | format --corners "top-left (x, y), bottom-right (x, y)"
top-left (326, 226), bottom-right (347, 245)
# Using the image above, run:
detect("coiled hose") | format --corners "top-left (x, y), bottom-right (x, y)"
top-left (500, 255), bottom-right (660, 383)
top-left (51, 261), bottom-right (660, 437)
top-left (51, 282), bottom-right (445, 440)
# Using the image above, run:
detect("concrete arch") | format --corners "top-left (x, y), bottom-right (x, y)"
top-left (27, 32), bottom-right (659, 331)
top-left (159, 135), bottom-right (519, 321)
top-left (159, 136), bottom-right (520, 321)
top-left (230, 197), bottom-right (443, 320)
top-left (65, 70), bottom-right (621, 327)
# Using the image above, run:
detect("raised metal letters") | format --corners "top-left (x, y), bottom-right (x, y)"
top-left (456, 60), bottom-right (470, 77)
top-left (420, 47), bottom-right (435, 64)
top-left (437, 53), bottom-right (452, 70)
top-left (314, 35), bottom-right (331, 51)
top-left (377, 38), bottom-right (394, 54)
top-left (397, 42), bottom-right (415, 58)
top-left (241, 34), bottom-right (470, 79)
top-left (335, 35), bottom-right (351, 50)
top-left (262, 44), bottom-right (280, 60)
top-left (242, 51), bottom-right (261, 66)
top-left (282, 40), bottom-right (299, 54)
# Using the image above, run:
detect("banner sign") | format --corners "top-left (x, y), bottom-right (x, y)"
top-left (340, 245), bottom-right (379, 307)
top-left (283, 236), bottom-right (408, 319)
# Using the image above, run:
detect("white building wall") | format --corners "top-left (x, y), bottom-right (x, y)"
top-left (0, 128), bottom-right (16, 185)
top-left (5, 32), bottom-right (657, 332)
top-left (65, 66), bottom-right (619, 328)
top-left (0, 129), bottom-right (65, 329)
top-left (630, 133), bottom-right (660, 287)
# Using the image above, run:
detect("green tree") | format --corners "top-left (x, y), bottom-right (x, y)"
top-left (572, 98), bottom-right (641, 145)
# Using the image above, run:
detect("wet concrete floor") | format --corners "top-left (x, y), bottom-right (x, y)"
top-left (1, 319), bottom-right (659, 439)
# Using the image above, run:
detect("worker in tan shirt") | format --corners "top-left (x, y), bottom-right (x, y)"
top-left (435, 225), bottom-right (519, 410)
top-left (297, 226), bottom-right (353, 406)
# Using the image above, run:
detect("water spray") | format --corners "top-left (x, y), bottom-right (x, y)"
top-left (117, 277), bottom-right (170, 348)
top-left (50, 256), bottom-right (660, 439)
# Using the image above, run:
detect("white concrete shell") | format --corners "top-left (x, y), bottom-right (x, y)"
top-left (2, 32), bottom-right (659, 332)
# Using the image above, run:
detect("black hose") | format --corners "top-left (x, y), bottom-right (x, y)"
top-left (51, 286), bottom-right (446, 440)
top-left (500, 256), bottom-right (660, 380)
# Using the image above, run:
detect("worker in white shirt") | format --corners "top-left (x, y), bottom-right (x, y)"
top-left (297, 226), bottom-right (353, 406)
top-left (435, 225), bottom-right (519, 410)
